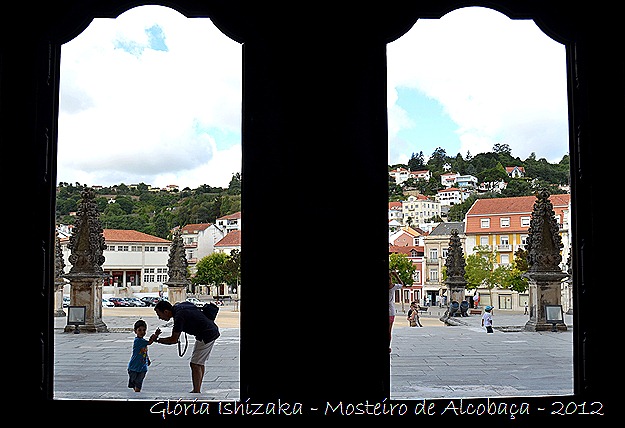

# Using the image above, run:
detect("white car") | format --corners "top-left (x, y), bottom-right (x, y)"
top-left (186, 297), bottom-right (205, 307)
top-left (102, 298), bottom-right (115, 307)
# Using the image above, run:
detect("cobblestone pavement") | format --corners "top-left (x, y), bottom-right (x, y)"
top-left (52, 305), bottom-right (573, 403)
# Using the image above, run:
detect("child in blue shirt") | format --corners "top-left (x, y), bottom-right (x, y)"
top-left (127, 319), bottom-right (161, 392)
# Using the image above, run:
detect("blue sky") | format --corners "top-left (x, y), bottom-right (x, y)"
top-left (392, 87), bottom-right (462, 162)
top-left (57, 6), bottom-right (568, 189)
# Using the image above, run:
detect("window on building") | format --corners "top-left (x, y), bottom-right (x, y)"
top-left (500, 217), bottom-right (510, 227)
top-left (481, 218), bottom-right (490, 228)
top-left (521, 216), bottom-right (531, 227)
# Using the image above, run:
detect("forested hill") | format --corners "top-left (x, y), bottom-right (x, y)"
top-left (56, 174), bottom-right (241, 240)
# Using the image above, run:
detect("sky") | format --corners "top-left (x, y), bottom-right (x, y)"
top-left (58, 6), bottom-right (569, 190)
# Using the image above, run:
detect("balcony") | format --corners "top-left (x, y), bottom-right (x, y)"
top-left (497, 244), bottom-right (512, 252)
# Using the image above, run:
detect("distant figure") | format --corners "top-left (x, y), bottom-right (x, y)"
top-left (524, 302), bottom-right (529, 315)
top-left (407, 301), bottom-right (422, 327)
top-left (127, 319), bottom-right (160, 392)
top-left (481, 305), bottom-right (494, 333)
top-left (389, 270), bottom-right (404, 353)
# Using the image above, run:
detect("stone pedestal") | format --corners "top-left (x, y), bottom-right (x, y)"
top-left (166, 282), bottom-right (188, 304)
top-left (54, 282), bottom-right (66, 317)
top-left (447, 284), bottom-right (466, 305)
top-left (440, 282), bottom-right (467, 325)
top-left (64, 275), bottom-right (108, 333)
top-left (524, 271), bottom-right (568, 332)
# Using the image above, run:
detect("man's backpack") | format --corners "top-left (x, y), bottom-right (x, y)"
top-left (202, 302), bottom-right (219, 320)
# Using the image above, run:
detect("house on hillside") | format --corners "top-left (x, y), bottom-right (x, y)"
top-left (177, 223), bottom-right (227, 274)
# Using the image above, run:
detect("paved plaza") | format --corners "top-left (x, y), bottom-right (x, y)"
top-left (52, 305), bottom-right (574, 402)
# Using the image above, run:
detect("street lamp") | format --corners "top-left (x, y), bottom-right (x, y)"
top-left (544, 304), bottom-right (564, 332)
top-left (67, 305), bottom-right (86, 334)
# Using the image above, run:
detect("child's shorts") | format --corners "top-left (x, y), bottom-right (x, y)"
top-left (128, 369), bottom-right (147, 390)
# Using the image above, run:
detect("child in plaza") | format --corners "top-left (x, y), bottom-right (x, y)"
top-left (481, 305), bottom-right (494, 333)
top-left (127, 319), bottom-right (161, 392)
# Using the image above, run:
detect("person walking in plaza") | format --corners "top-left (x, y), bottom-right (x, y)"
top-left (524, 301), bottom-right (529, 315)
top-left (127, 319), bottom-right (161, 392)
top-left (389, 270), bottom-right (404, 352)
top-left (153, 300), bottom-right (220, 393)
top-left (407, 301), bottom-right (422, 327)
top-left (481, 305), bottom-right (494, 333)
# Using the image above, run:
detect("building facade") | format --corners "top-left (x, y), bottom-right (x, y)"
top-left (60, 229), bottom-right (172, 296)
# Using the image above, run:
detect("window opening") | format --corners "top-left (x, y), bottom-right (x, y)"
top-left (387, 6), bottom-right (572, 400)
top-left (54, 5), bottom-right (242, 401)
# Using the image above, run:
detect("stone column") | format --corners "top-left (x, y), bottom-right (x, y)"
top-left (524, 271), bottom-right (567, 331)
top-left (164, 230), bottom-right (190, 304)
top-left (523, 189), bottom-right (569, 332)
top-left (64, 275), bottom-right (108, 332)
top-left (440, 229), bottom-right (467, 325)
top-left (53, 280), bottom-right (66, 317)
top-left (62, 187), bottom-right (109, 333)
top-left (166, 282), bottom-right (187, 304)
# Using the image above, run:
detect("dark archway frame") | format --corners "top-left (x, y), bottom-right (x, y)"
top-left (3, 0), bottom-right (620, 420)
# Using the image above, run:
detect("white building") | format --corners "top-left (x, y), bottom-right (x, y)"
top-left (401, 194), bottom-right (441, 226)
top-left (60, 229), bottom-right (171, 296)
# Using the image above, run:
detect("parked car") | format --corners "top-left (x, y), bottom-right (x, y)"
top-left (108, 297), bottom-right (129, 307)
top-left (186, 297), bottom-right (205, 307)
top-left (140, 296), bottom-right (161, 307)
top-left (102, 298), bottom-right (115, 307)
top-left (125, 297), bottom-right (146, 307)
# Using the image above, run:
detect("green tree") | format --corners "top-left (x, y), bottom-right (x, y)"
top-left (193, 252), bottom-right (230, 291)
top-left (465, 246), bottom-right (498, 301)
top-left (492, 264), bottom-right (528, 293)
top-left (224, 249), bottom-right (241, 289)
top-left (407, 151), bottom-right (425, 171)
top-left (227, 172), bottom-right (242, 195)
top-left (389, 253), bottom-right (416, 286)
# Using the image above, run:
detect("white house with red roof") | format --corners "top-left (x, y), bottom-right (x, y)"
top-left (389, 167), bottom-right (431, 185)
top-left (60, 229), bottom-right (172, 295)
top-left (436, 187), bottom-right (471, 207)
top-left (401, 194), bottom-right (441, 226)
top-left (505, 166), bottom-right (525, 178)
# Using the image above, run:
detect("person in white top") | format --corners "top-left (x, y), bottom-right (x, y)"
top-left (481, 305), bottom-right (494, 333)
top-left (388, 270), bottom-right (404, 353)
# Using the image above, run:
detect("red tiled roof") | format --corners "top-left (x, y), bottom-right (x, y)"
top-left (465, 194), bottom-right (570, 234)
top-left (103, 229), bottom-right (171, 243)
top-left (466, 194), bottom-right (569, 216)
top-left (180, 223), bottom-right (212, 233)
top-left (215, 230), bottom-right (241, 247)
top-left (217, 211), bottom-right (242, 220)
top-left (389, 245), bottom-right (424, 256)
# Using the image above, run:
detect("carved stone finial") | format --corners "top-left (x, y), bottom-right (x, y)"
top-left (166, 229), bottom-right (189, 284)
top-left (66, 187), bottom-right (106, 275)
top-left (526, 189), bottom-right (563, 272)
top-left (445, 229), bottom-right (466, 282)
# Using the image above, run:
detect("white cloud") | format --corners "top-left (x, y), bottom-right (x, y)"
top-left (58, 5), bottom-right (242, 189)
top-left (387, 6), bottom-right (568, 163)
